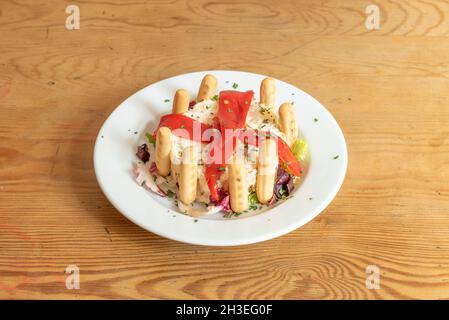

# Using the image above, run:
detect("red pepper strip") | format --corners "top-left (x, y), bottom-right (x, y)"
top-left (238, 128), bottom-right (302, 177)
top-left (218, 90), bottom-right (254, 129)
top-left (205, 91), bottom-right (254, 201)
top-left (276, 137), bottom-right (302, 176)
top-left (156, 114), bottom-right (212, 143)
top-left (205, 134), bottom-right (238, 201)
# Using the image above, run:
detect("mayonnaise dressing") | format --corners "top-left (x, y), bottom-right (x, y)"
top-left (184, 99), bottom-right (218, 125)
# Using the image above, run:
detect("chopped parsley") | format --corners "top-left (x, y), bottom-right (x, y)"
top-left (217, 166), bottom-right (226, 172)
top-left (333, 155), bottom-right (339, 159)
top-left (212, 95), bottom-right (218, 101)
top-left (248, 191), bottom-right (259, 211)
top-left (232, 82), bottom-right (238, 89)
top-left (194, 219), bottom-right (198, 223)
top-left (166, 189), bottom-right (175, 198)
top-left (145, 132), bottom-right (156, 147)
top-left (180, 125), bottom-right (185, 129)
top-left (260, 106), bottom-right (270, 115)
top-left (314, 118), bottom-right (319, 122)
top-left (164, 99), bottom-right (170, 103)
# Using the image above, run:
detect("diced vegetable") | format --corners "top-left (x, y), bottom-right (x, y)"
top-left (136, 143), bottom-right (150, 163)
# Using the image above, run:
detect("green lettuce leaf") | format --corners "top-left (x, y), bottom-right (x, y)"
top-left (291, 139), bottom-right (308, 161)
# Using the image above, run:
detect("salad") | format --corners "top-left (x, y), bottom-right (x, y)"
top-left (134, 75), bottom-right (308, 217)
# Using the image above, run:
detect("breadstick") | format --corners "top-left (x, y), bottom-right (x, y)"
top-left (260, 77), bottom-right (276, 107)
top-left (172, 89), bottom-right (190, 114)
top-left (155, 126), bottom-right (172, 177)
top-left (279, 102), bottom-right (298, 147)
top-left (196, 74), bottom-right (217, 101)
top-left (256, 139), bottom-right (277, 204)
top-left (179, 146), bottom-right (198, 205)
top-left (228, 155), bottom-right (248, 213)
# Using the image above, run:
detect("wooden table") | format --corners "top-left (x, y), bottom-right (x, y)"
top-left (1, 0), bottom-right (448, 300)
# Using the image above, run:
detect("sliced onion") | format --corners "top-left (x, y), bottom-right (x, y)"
top-left (134, 162), bottom-right (166, 197)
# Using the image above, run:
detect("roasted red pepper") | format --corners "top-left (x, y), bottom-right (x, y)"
top-left (276, 136), bottom-right (302, 176)
top-left (205, 91), bottom-right (254, 200)
top-left (156, 114), bottom-right (212, 143)
top-left (205, 129), bottom-right (243, 201)
top-left (217, 90), bottom-right (254, 129)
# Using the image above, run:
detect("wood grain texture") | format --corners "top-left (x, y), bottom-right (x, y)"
top-left (1, 0), bottom-right (449, 299)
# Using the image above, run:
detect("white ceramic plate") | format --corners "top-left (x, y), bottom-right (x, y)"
top-left (94, 70), bottom-right (347, 246)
